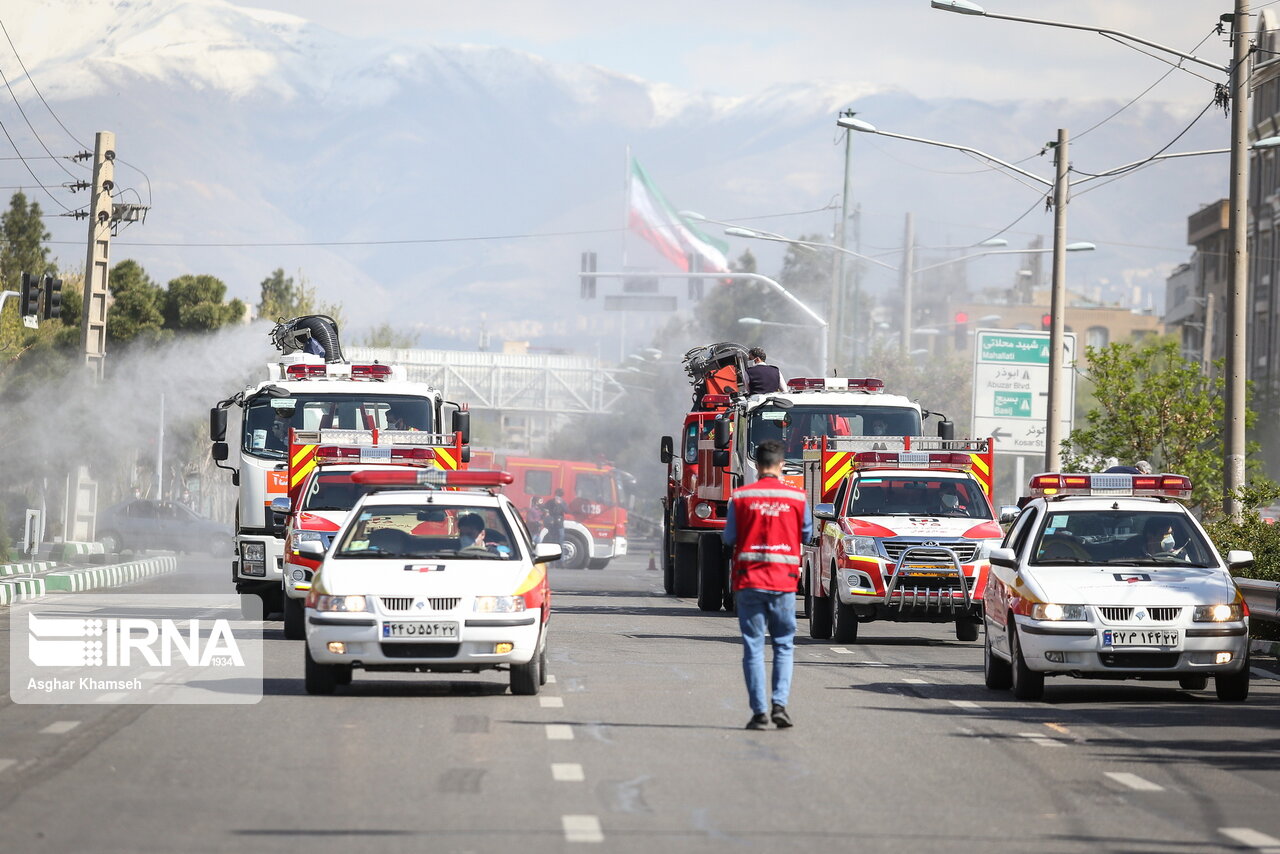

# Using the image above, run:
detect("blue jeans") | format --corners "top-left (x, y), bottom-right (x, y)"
top-left (736, 588), bottom-right (796, 715)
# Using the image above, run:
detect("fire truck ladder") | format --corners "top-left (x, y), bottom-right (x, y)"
top-left (882, 546), bottom-right (973, 613)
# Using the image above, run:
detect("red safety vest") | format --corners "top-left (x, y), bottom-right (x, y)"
top-left (728, 475), bottom-right (806, 593)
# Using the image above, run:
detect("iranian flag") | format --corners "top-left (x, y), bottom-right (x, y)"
top-left (628, 158), bottom-right (730, 273)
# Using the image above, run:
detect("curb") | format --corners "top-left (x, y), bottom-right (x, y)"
top-left (0, 577), bottom-right (48, 606)
top-left (1250, 639), bottom-right (1280, 660)
top-left (43, 556), bottom-right (177, 593)
top-left (0, 562), bottom-right (55, 577)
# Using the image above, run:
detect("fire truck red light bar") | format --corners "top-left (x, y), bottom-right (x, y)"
top-left (701, 394), bottom-right (730, 406)
top-left (315, 445), bottom-right (436, 466)
top-left (350, 363), bottom-right (392, 379)
top-left (285, 364), bottom-right (328, 379)
top-left (787, 377), bottom-right (885, 392)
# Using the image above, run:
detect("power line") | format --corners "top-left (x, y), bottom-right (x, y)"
top-left (0, 58), bottom-right (75, 178)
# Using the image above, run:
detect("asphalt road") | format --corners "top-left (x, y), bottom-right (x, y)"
top-left (0, 552), bottom-right (1278, 853)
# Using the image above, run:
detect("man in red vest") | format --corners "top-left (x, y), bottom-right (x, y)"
top-left (722, 439), bottom-right (811, 730)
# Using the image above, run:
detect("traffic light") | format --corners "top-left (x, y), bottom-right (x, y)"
top-left (43, 275), bottom-right (62, 319)
top-left (580, 251), bottom-right (597, 299)
top-left (1040, 313), bottom-right (1053, 331)
top-left (19, 271), bottom-right (39, 316)
top-left (953, 311), bottom-right (969, 350)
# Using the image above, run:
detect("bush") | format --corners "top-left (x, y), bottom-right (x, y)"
top-left (1205, 511), bottom-right (1280, 584)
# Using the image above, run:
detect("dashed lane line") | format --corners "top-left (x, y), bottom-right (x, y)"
top-left (1219, 827), bottom-right (1280, 851)
top-left (830, 648), bottom-right (855, 655)
top-left (545, 724), bottom-right (574, 741)
top-left (552, 763), bottom-right (585, 782)
top-left (562, 815), bottom-right (603, 843)
top-left (40, 721), bottom-right (80, 735)
top-left (949, 700), bottom-right (981, 709)
top-left (1104, 772), bottom-right (1164, 792)
top-left (1018, 732), bottom-right (1065, 748)
top-left (902, 677), bottom-right (928, 685)
top-left (540, 696), bottom-right (565, 708)
top-left (546, 675), bottom-right (557, 684)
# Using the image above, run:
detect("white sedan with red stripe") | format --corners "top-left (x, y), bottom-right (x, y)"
top-left (984, 472), bottom-right (1253, 702)
top-left (298, 470), bottom-right (559, 695)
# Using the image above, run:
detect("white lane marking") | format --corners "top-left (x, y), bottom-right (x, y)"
top-left (562, 815), bottom-right (603, 843)
top-left (949, 700), bottom-right (981, 709)
top-left (1104, 772), bottom-right (1164, 792)
top-left (546, 724), bottom-right (574, 740)
top-left (1220, 827), bottom-right (1280, 849)
top-left (546, 674), bottom-right (557, 684)
top-left (552, 763), bottom-right (585, 782)
top-left (540, 696), bottom-right (564, 708)
top-left (830, 647), bottom-right (854, 654)
top-left (902, 678), bottom-right (928, 685)
top-left (0, 760), bottom-right (15, 774)
top-left (1018, 732), bottom-right (1065, 748)
top-left (40, 721), bottom-right (80, 735)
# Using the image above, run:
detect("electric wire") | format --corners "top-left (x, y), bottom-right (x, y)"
top-left (1069, 95), bottom-right (1216, 182)
top-left (0, 58), bottom-right (74, 178)
top-left (0, 114), bottom-right (72, 212)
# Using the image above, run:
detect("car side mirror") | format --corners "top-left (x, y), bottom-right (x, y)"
top-left (937, 419), bottom-right (955, 440)
top-left (813, 502), bottom-right (836, 520)
top-left (211, 441), bottom-right (228, 462)
top-left (296, 540), bottom-right (325, 558)
top-left (534, 543), bottom-right (562, 564)
top-left (1226, 549), bottom-right (1254, 571)
top-left (998, 505), bottom-right (1020, 526)
top-left (989, 546), bottom-right (1018, 569)
top-left (271, 496), bottom-right (291, 514)
top-left (659, 435), bottom-right (673, 464)
top-left (713, 419), bottom-right (730, 450)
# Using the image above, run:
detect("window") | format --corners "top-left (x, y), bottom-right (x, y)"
top-left (1085, 326), bottom-right (1109, 349)
top-left (683, 421), bottom-right (700, 464)
top-left (241, 394), bottom-right (436, 459)
top-left (335, 504), bottom-right (516, 560)
top-left (524, 470), bottom-right (553, 497)
top-left (575, 473), bottom-right (613, 505)
top-left (1031, 510), bottom-right (1213, 566)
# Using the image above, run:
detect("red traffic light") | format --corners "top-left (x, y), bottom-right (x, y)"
top-left (954, 311), bottom-right (969, 324)
top-left (1040, 314), bottom-right (1053, 329)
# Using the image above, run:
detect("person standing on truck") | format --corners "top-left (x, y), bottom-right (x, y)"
top-left (722, 439), bottom-right (811, 730)
top-left (745, 347), bottom-right (785, 395)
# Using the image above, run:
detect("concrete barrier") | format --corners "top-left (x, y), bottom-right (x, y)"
top-left (0, 577), bottom-right (48, 606)
top-left (43, 556), bottom-right (177, 593)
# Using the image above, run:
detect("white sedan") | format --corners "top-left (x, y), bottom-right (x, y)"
top-left (984, 472), bottom-right (1253, 702)
top-left (299, 476), bottom-right (558, 695)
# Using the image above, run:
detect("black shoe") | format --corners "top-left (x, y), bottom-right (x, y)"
top-left (771, 704), bottom-right (793, 728)
top-left (745, 713), bottom-right (769, 730)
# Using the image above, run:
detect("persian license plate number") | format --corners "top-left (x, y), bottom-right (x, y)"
top-left (382, 621), bottom-right (458, 640)
top-left (1102, 629), bottom-right (1179, 647)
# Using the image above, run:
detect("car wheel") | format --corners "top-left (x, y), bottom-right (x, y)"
top-left (304, 644), bottom-right (339, 695)
top-left (538, 640), bottom-right (548, 687)
top-left (831, 570), bottom-right (859, 644)
top-left (335, 665), bottom-right (353, 686)
top-left (696, 533), bottom-right (725, 612)
top-left (983, 618), bottom-right (1012, 690)
top-left (673, 541), bottom-right (698, 597)
top-left (561, 532), bottom-right (589, 569)
top-left (1178, 675), bottom-right (1208, 691)
top-left (955, 615), bottom-right (981, 642)
top-left (808, 569), bottom-right (833, 640)
top-left (1215, 659), bottom-right (1249, 702)
top-left (586, 558), bottom-right (610, 570)
top-left (1009, 621), bottom-right (1045, 701)
top-left (510, 645), bottom-right (542, 695)
top-left (283, 595), bottom-right (305, 641)
top-left (100, 531), bottom-right (122, 555)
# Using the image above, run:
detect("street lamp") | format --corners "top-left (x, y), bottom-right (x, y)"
top-left (929, 0), bottom-right (1252, 518)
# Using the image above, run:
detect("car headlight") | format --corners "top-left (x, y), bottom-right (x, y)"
top-left (241, 542), bottom-right (266, 562)
top-left (473, 595), bottom-right (527, 613)
top-left (312, 594), bottom-right (370, 612)
top-left (841, 535), bottom-right (878, 558)
top-left (1193, 604), bottom-right (1242, 622)
top-left (1031, 603), bottom-right (1089, 621)
top-left (975, 538), bottom-right (1004, 560)
top-left (693, 502), bottom-right (713, 519)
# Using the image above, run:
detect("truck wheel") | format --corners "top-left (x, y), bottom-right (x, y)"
top-left (662, 521), bottom-right (675, 594)
top-left (800, 567), bottom-right (811, 620)
top-left (260, 589), bottom-right (283, 621)
top-left (830, 570), bottom-right (859, 643)
top-left (586, 558), bottom-right (610, 570)
top-left (673, 541), bottom-right (698, 597)
top-left (696, 534), bottom-right (725, 612)
top-left (983, 620), bottom-right (1012, 690)
top-left (1009, 622), bottom-right (1045, 701)
top-left (283, 595), bottom-right (305, 640)
top-left (304, 644), bottom-right (340, 695)
top-left (955, 615), bottom-right (980, 642)
top-left (808, 570), bottom-right (833, 640)
top-left (561, 532), bottom-right (589, 569)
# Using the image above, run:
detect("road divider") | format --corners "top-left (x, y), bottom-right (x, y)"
top-left (0, 555), bottom-right (177, 605)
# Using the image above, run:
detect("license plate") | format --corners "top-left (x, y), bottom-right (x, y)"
top-left (382, 621), bottom-right (458, 640)
top-left (1102, 629), bottom-right (1180, 647)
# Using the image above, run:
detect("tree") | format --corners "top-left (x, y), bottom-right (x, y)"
top-left (0, 191), bottom-right (53, 291)
top-left (257, 268), bottom-right (343, 326)
top-left (859, 339), bottom-right (972, 437)
top-left (164, 274), bottom-right (246, 332)
top-left (359, 322), bottom-right (418, 348)
top-left (1060, 336), bottom-right (1270, 516)
top-left (108, 260), bottom-right (168, 345)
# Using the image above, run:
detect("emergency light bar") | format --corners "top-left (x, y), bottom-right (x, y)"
top-left (350, 363), bottom-right (392, 380)
top-left (284, 362), bottom-right (393, 381)
top-left (701, 393), bottom-right (731, 407)
top-left (786, 377), bottom-right (885, 393)
top-left (852, 451), bottom-right (972, 469)
top-left (315, 445), bottom-right (436, 466)
top-left (348, 469), bottom-right (515, 488)
top-left (296, 429), bottom-right (456, 447)
top-left (285, 364), bottom-right (328, 379)
top-left (1029, 472), bottom-right (1192, 500)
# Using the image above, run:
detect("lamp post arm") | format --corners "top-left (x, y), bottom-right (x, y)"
top-left (849, 125), bottom-right (1052, 187)
top-left (1068, 148), bottom-right (1230, 188)
top-left (977, 10), bottom-right (1228, 75)
top-left (783, 238), bottom-right (900, 271)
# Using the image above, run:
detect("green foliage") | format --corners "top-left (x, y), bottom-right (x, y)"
top-left (0, 191), bottom-right (53, 291)
top-left (858, 339), bottom-right (973, 435)
top-left (257, 268), bottom-right (343, 326)
top-left (108, 260), bottom-right (169, 345)
top-left (360, 322), bottom-right (418, 349)
top-left (1060, 336), bottom-right (1270, 516)
top-left (1205, 510), bottom-right (1280, 585)
top-left (776, 235), bottom-right (831, 307)
top-left (164, 274), bottom-right (245, 331)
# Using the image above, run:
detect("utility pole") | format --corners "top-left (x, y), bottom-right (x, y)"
top-left (1224, 0), bottom-right (1250, 522)
top-left (81, 131), bottom-right (114, 380)
top-left (1045, 129), bottom-right (1070, 472)
top-left (832, 113), bottom-right (855, 372)
top-left (898, 212), bottom-right (914, 356)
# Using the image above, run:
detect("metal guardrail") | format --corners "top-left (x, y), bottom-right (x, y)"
top-left (1237, 577), bottom-right (1280, 623)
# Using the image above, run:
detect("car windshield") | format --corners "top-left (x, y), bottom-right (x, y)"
top-left (333, 503), bottom-right (517, 560)
top-left (301, 472), bottom-right (382, 512)
top-left (845, 476), bottom-right (992, 519)
top-left (1031, 509), bottom-right (1216, 567)
top-left (748, 405), bottom-right (922, 464)
top-left (242, 394), bottom-right (435, 460)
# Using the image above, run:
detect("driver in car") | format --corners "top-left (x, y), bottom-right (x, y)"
top-left (1142, 517), bottom-right (1185, 558)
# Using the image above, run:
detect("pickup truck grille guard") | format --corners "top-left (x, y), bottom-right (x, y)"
top-left (882, 545), bottom-right (972, 613)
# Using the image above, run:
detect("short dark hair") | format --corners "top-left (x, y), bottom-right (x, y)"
top-left (458, 513), bottom-right (484, 532)
top-left (555, 488), bottom-right (564, 497)
top-left (748, 347), bottom-right (766, 361)
top-left (756, 439), bottom-right (784, 469)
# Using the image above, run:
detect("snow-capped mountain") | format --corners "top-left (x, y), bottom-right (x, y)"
top-left (3, 0), bottom-right (1225, 349)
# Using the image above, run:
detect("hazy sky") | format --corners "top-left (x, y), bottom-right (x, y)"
top-left (256, 0), bottom-right (1228, 106)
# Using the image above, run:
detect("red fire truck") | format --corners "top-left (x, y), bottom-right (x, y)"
top-left (468, 451), bottom-right (628, 570)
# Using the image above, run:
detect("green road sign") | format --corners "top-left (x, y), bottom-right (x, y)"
top-left (993, 390), bottom-right (1033, 417)
top-left (979, 334), bottom-right (1051, 365)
